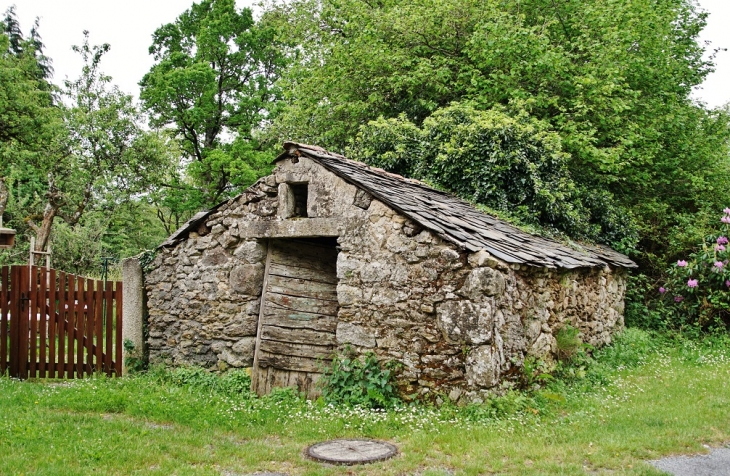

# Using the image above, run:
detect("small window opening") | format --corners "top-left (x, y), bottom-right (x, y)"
top-left (291, 183), bottom-right (309, 218)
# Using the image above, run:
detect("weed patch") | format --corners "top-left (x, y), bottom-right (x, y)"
top-left (318, 352), bottom-right (401, 408)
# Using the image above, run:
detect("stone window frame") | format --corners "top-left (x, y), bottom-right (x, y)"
top-left (278, 181), bottom-right (310, 218)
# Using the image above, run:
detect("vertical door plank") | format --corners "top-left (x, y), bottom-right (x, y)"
top-left (48, 269), bottom-right (57, 379)
top-left (115, 281), bottom-right (122, 376)
top-left (271, 369), bottom-right (290, 391)
top-left (265, 366), bottom-right (277, 395)
top-left (257, 366), bottom-right (270, 395)
top-left (104, 282), bottom-right (112, 375)
top-left (94, 280), bottom-right (103, 373)
top-left (57, 272), bottom-right (66, 378)
top-left (1, 266), bottom-right (8, 374)
top-left (38, 267), bottom-right (47, 378)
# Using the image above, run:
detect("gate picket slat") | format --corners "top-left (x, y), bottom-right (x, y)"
top-left (75, 276), bottom-right (84, 378)
top-left (85, 278), bottom-right (94, 376)
top-left (57, 272), bottom-right (66, 378)
top-left (18, 266), bottom-right (29, 379)
top-left (95, 280), bottom-right (103, 373)
top-left (48, 269), bottom-right (56, 379)
top-left (104, 282), bottom-right (113, 375)
top-left (38, 267), bottom-right (47, 378)
top-left (29, 266), bottom-right (38, 378)
top-left (115, 282), bottom-right (122, 376)
top-left (1, 266), bottom-right (8, 374)
top-left (9, 267), bottom-right (19, 377)
top-left (66, 273), bottom-right (75, 379)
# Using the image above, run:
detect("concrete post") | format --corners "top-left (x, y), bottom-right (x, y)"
top-left (122, 257), bottom-right (144, 375)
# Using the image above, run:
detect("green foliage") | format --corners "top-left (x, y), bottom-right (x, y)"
top-left (123, 339), bottom-right (147, 374)
top-left (352, 103), bottom-right (637, 245)
top-left (550, 328), bottom-right (657, 390)
top-left (147, 365), bottom-right (252, 397)
top-left (0, 22), bottom-right (172, 274)
top-left (269, 0), bottom-right (730, 263)
top-left (517, 356), bottom-right (554, 390)
top-left (140, 0), bottom-right (286, 209)
top-left (319, 352), bottom-right (401, 408)
top-left (591, 328), bottom-right (658, 369)
top-left (655, 209), bottom-right (730, 332)
top-left (48, 218), bottom-right (105, 275)
top-left (554, 325), bottom-right (583, 361)
top-left (138, 249), bottom-right (158, 272)
top-left (623, 271), bottom-right (662, 330)
top-left (459, 390), bottom-right (536, 421)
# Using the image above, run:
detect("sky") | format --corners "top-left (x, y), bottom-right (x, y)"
top-left (1, 0), bottom-right (256, 100)
top-left (2, 0), bottom-right (729, 108)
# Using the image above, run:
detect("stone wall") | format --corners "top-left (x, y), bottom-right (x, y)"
top-left (332, 201), bottom-right (626, 402)
top-left (145, 156), bottom-right (627, 400)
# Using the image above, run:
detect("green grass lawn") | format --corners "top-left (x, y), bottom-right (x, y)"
top-left (0, 329), bottom-right (728, 475)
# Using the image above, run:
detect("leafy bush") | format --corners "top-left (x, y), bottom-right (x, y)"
top-left (352, 103), bottom-right (638, 248)
top-left (318, 352), bottom-right (401, 409)
top-left (624, 272), bottom-right (663, 330)
top-left (517, 356), bottom-right (554, 390)
top-left (655, 209), bottom-right (730, 332)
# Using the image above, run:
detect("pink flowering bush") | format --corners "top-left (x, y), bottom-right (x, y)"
top-left (657, 209), bottom-right (730, 331)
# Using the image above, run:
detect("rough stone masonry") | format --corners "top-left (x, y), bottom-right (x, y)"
top-left (144, 143), bottom-right (632, 402)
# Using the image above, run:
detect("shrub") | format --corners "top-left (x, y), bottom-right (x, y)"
top-left (318, 352), bottom-right (401, 409)
top-left (351, 103), bottom-right (639, 248)
top-left (655, 209), bottom-right (730, 332)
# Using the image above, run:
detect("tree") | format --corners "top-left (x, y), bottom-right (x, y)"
top-left (0, 10), bottom-right (58, 223)
top-left (0, 17), bottom-right (172, 271)
top-left (353, 104), bottom-right (598, 240)
top-left (268, 0), bottom-right (730, 260)
top-left (140, 0), bottom-right (287, 210)
top-left (15, 32), bottom-right (167, 255)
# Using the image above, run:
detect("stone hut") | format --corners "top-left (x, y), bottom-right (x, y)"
top-left (144, 142), bottom-right (636, 401)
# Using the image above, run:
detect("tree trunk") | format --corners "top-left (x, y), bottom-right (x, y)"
top-left (29, 175), bottom-right (64, 253)
top-left (0, 176), bottom-right (8, 221)
top-left (34, 202), bottom-right (57, 252)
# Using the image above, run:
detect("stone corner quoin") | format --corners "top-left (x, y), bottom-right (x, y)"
top-left (143, 147), bottom-right (629, 403)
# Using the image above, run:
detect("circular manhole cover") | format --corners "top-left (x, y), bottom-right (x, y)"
top-left (305, 439), bottom-right (398, 465)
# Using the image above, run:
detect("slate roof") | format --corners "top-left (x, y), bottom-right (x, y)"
top-left (161, 142), bottom-right (636, 269)
top-left (279, 142), bottom-right (636, 269)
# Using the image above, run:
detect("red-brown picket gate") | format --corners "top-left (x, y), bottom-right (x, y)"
top-left (0, 265), bottom-right (122, 379)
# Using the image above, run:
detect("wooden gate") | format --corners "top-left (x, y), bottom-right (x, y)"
top-left (252, 239), bottom-right (339, 398)
top-left (0, 265), bottom-right (122, 379)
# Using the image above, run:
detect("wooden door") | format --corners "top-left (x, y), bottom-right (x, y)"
top-left (252, 239), bottom-right (339, 398)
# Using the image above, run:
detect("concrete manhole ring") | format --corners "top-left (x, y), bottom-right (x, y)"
top-left (305, 439), bottom-right (398, 465)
